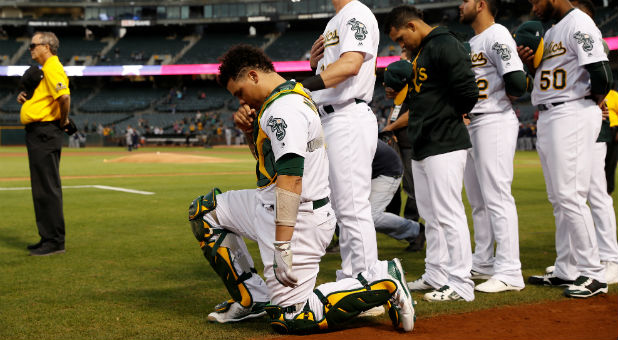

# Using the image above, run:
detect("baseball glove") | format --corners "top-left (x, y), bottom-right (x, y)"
top-left (63, 118), bottom-right (78, 136)
top-left (378, 130), bottom-right (397, 146)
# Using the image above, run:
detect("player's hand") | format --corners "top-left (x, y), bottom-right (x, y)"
top-left (273, 241), bottom-right (298, 288)
top-left (233, 103), bottom-right (255, 133)
top-left (384, 85), bottom-right (397, 99)
top-left (463, 113), bottom-right (470, 126)
top-left (600, 99), bottom-right (609, 121)
top-left (17, 91), bottom-right (27, 104)
top-left (517, 45), bottom-right (535, 73)
top-left (309, 35), bottom-right (325, 70)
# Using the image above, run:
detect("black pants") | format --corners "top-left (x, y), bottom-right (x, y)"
top-left (606, 126), bottom-right (618, 194)
top-left (384, 146), bottom-right (420, 221)
top-left (25, 121), bottom-right (65, 246)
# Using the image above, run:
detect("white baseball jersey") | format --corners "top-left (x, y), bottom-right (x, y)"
top-left (255, 82), bottom-right (330, 205)
top-left (532, 8), bottom-right (607, 106)
top-left (469, 23), bottom-right (524, 114)
top-left (311, 0), bottom-right (379, 106)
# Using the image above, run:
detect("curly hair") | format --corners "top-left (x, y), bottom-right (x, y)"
top-left (383, 5), bottom-right (424, 35)
top-left (217, 44), bottom-right (275, 88)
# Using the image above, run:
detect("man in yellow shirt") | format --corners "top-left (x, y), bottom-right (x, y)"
top-left (17, 31), bottom-right (71, 256)
top-left (605, 89), bottom-right (618, 193)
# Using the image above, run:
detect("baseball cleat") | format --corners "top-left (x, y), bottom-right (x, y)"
top-left (470, 270), bottom-right (492, 280)
top-left (528, 273), bottom-right (574, 287)
top-left (545, 265), bottom-right (555, 274)
top-left (563, 276), bottom-right (608, 298)
top-left (358, 305), bottom-right (385, 318)
top-left (207, 301), bottom-right (268, 323)
top-left (475, 278), bottom-right (524, 293)
top-left (386, 258), bottom-right (415, 332)
top-left (407, 277), bottom-right (433, 291)
top-left (602, 261), bottom-right (618, 285)
top-left (423, 285), bottom-right (464, 302)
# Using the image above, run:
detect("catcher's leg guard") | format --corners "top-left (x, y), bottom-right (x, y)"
top-left (265, 274), bottom-right (397, 334)
top-left (188, 188), bottom-right (256, 308)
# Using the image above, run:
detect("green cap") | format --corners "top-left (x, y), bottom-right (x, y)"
top-left (513, 21), bottom-right (545, 68)
top-left (384, 60), bottom-right (413, 105)
top-left (384, 60), bottom-right (413, 92)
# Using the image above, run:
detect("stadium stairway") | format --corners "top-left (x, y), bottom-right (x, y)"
top-left (169, 35), bottom-right (201, 65)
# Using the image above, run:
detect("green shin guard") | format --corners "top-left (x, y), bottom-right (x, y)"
top-left (266, 304), bottom-right (322, 334)
top-left (187, 188), bottom-right (255, 308)
top-left (266, 274), bottom-right (397, 334)
top-left (188, 187), bottom-right (221, 221)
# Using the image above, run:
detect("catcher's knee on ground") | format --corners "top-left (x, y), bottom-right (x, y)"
top-left (265, 274), bottom-right (397, 334)
top-left (188, 188), bottom-right (256, 308)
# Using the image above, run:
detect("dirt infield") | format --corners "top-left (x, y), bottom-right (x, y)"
top-left (274, 294), bottom-right (617, 340)
top-left (104, 152), bottom-right (237, 164)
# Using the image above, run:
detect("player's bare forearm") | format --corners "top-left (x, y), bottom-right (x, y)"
top-left (245, 132), bottom-right (258, 160)
top-left (320, 51), bottom-right (365, 88)
top-left (57, 95), bottom-right (71, 126)
top-left (275, 175), bottom-right (302, 241)
top-left (384, 110), bottom-right (409, 131)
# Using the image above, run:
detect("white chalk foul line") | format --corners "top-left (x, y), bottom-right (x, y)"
top-left (91, 185), bottom-right (154, 195)
top-left (0, 185), bottom-right (154, 195)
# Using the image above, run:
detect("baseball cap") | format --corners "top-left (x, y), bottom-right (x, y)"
top-left (384, 60), bottom-right (413, 105)
top-left (20, 65), bottom-right (44, 100)
top-left (513, 21), bottom-right (545, 68)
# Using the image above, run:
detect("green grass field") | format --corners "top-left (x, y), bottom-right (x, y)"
top-left (0, 146), bottom-right (616, 339)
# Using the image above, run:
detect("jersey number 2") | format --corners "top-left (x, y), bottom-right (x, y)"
top-left (477, 79), bottom-right (489, 99)
top-left (540, 69), bottom-right (566, 90)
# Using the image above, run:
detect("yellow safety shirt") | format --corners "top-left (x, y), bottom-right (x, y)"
top-left (20, 55), bottom-right (70, 125)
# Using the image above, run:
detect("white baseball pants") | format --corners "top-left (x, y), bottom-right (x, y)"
top-left (321, 102), bottom-right (379, 280)
top-left (589, 143), bottom-right (618, 263)
top-left (414, 150), bottom-right (475, 301)
top-left (205, 188), bottom-right (337, 306)
top-left (464, 112), bottom-right (524, 288)
top-left (536, 99), bottom-right (605, 282)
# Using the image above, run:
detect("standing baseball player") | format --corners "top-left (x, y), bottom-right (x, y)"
top-left (520, 0), bottom-right (612, 298)
top-left (542, 0), bottom-right (618, 286)
top-left (187, 44), bottom-right (414, 333)
top-left (301, 0), bottom-right (381, 281)
top-left (384, 6), bottom-right (479, 302)
top-left (459, 0), bottom-right (527, 293)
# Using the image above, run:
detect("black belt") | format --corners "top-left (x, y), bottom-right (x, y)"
top-left (264, 197), bottom-right (329, 211)
top-left (467, 112), bottom-right (485, 119)
top-left (322, 98), bottom-right (366, 115)
top-left (312, 197), bottom-right (329, 210)
top-left (537, 95), bottom-right (594, 111)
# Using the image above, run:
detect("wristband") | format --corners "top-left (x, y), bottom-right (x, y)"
top-left (301, 74), bottom-right (326, 91)
top-left (275, 186), bottom-right (300, 227)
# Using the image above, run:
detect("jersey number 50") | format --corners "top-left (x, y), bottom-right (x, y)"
top-left (539, 69), bottom-right (566, 90)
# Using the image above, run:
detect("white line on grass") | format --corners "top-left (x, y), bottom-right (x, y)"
top-left (0, 185), bottom-right (154, 195)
